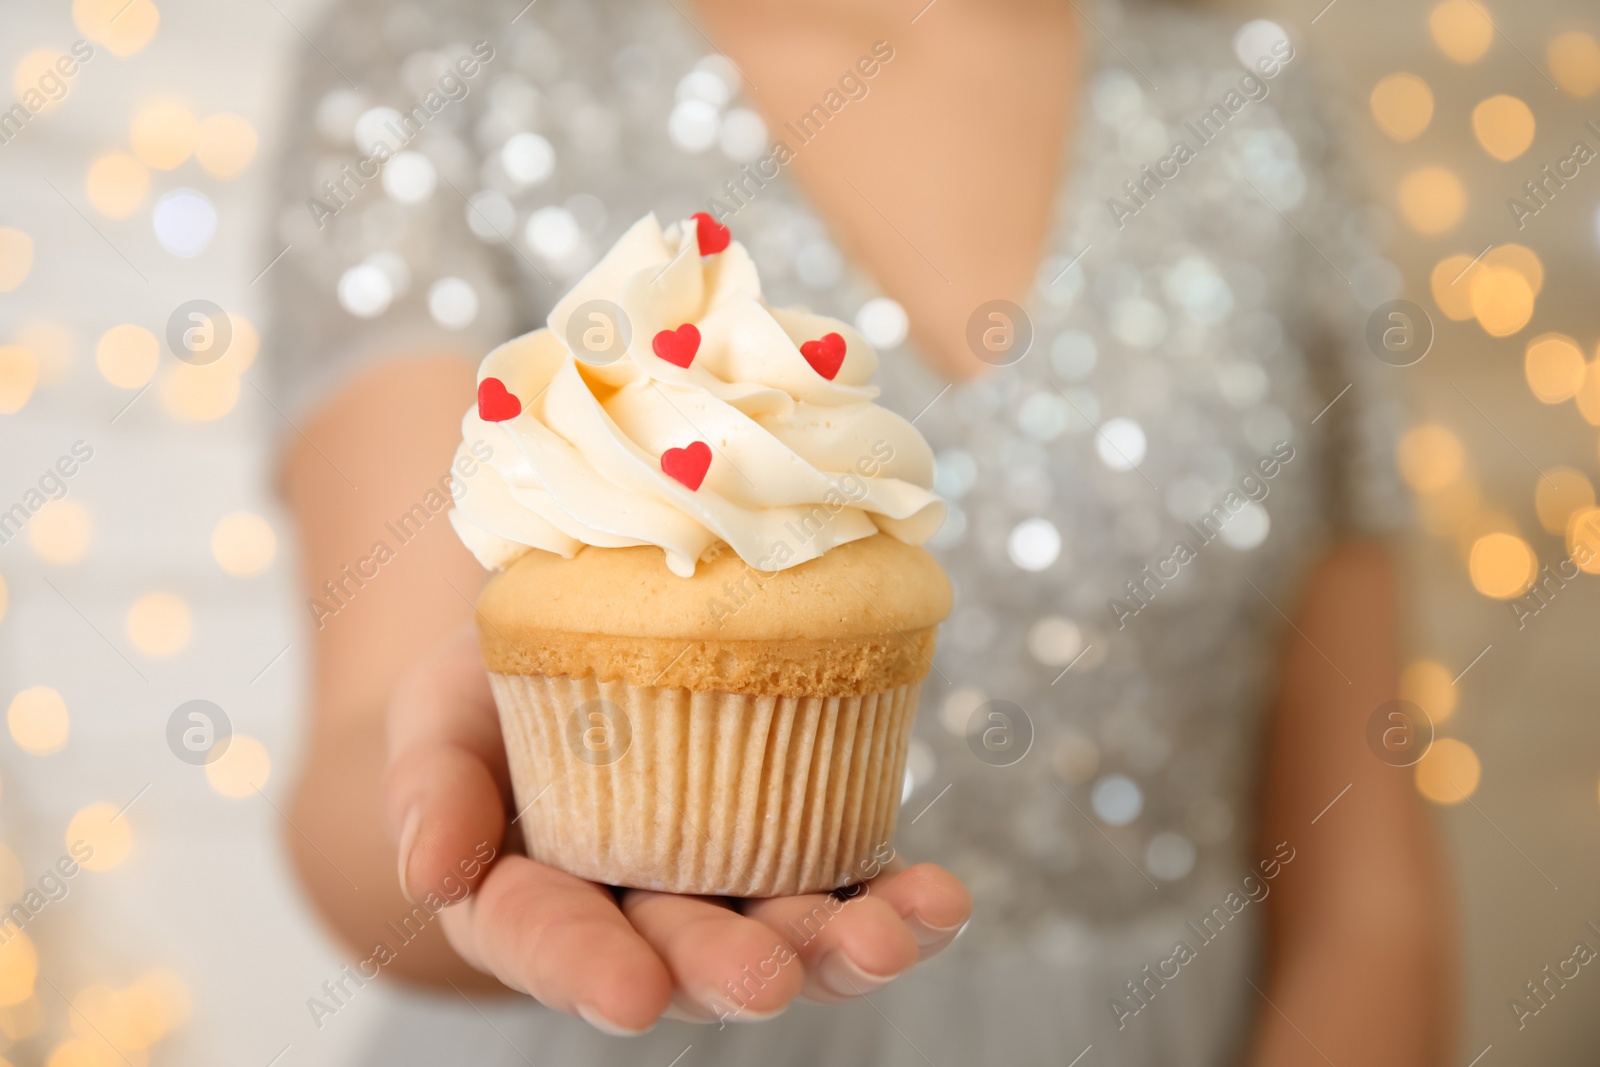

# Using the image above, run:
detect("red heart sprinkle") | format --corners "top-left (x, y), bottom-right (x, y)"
top-left (799, 332), bottom-right (847, 380)
top-left (661, 441), bottom-right (712, 491)
top-left (692, 212), bottom-right (731, 255)
top-left (477, 376), bottom-right (522, 422)
top-left (653, 323), bottom-right (701, 368)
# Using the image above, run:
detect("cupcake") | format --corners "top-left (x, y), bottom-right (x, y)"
top-left (449, 213), bottom-right (948, 897)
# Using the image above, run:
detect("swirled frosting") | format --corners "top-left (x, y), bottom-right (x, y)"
top-left (448, 214), bottom-right (945, 578)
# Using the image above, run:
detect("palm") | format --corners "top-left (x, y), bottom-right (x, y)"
top-left (383, 628), bottom-right (971, 1032)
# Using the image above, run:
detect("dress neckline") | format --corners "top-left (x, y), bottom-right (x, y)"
top-left (666, 0), bottom-right (1106, 384)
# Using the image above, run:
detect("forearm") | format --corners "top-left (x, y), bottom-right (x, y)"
top-left (282, 354), bottom-right (499, 988)
top-left (1251, 906), bottom-right (1448, 1065)
top-left (1248, 541), bottom-right (1456, 1066)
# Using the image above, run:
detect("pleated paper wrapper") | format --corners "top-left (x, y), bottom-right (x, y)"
top-left (489, 672), bottom-right (920, 897)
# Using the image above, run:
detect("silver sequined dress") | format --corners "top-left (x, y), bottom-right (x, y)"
top-left (268, 0), bottom-right (1408, 1062)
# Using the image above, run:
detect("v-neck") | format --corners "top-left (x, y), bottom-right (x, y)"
top-left (674, 0), bottom-right (1104, 384)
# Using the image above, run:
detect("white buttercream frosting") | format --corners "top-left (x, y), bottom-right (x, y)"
top-left (449, 213), bottom-right (946, 577)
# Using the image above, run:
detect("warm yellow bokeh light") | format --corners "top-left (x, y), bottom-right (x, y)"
top-left (30, 499), bottom-right (92, 565)
top-left (44, 1039), bottom-right (110, 1067)
top-left (1370, 72), bottom-right (1434, 142)
top-left (1430, 0), bottom-right (1493, 63)
top-left (0, 929), bottom-right (37, 1007)
top-left (1549, 31), bottom-right (1600, 98)
top-left (12, 51), bottom-right (68, 115)
top-left (1469, 531), bottom-right (1536, 598)
top-left (1484, 244), bottom-right (1544, 296)
top-left (0, 994), bottom-right (43, 1040)
top-left (85, 153), bottom-right (151, 220)
top-left (1430, 254), bottom-right (1478, 321)
top-left (211, 313), bottom-right (259, 374)
top-left (126, 970), bottom-right (190, 1040)
top-left (1469, 266), bottom-right (1534, 337)
top-left (15, 321), bottom-right (75, 385)
top-left (206, 734), bottom-right (271, 798)
top-left (211, 512), bottom-right (277, 577)
top-left (0, 345), bottom-right (39, 415)
top-left (1456, 511), bottom-right (1519, 562)
top-left (1400, 660), bottom-right (1458, 724)
top-left (159, 364), bottom-right (241, 421)
top-left (95, 324), bottom-right (159, 389)
top-left (29, 499), bottom-right (92, 565)
top-left (129, 98), bottom-right (197, 171)
top-left (1415, 737), bottom-right (1482, 804)
top-left (68, 802), bottom-right (132, 872)
top-left (1472, 94), bottom-right (1536, 162)
top-left (125, 591), bottom-right (191, 658)
top-left (70, 985), bottom-right (150, 1056)
top-left (1524, 333), bottom-right (1586, 403)
top-left (1536, 467), bottom-right (1595, 534)
top-left (117, 984), bottom-right (170, 1046)
top-left (1397, 166), bottom-right (1466, 235)
top-left (72, 0), bottom-right (160, 57)
top-left (7, 687), bottom-right (69, 756)
top-left (1398, 423), bottom-right (1465, 492)
top-left (1568, 506), bottom-right (1600, 574)
top-left (195, 113), bottom-right (258, 179)
top-left (1576, 360), bottom-right (1600, 426)
top-left (0, 229), bottom-right (33, 293)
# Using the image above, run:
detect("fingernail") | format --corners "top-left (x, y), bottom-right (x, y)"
top-left (578, 1004), bottom-right (651, 1037)
top-left (664, 989), bottom-right (785, 1026)
top-left (906, 914), bottom-right (968, 960)
top-left (812, 950), bottom-right (896, 999)
top-left (395, 807), bottom-right (421, 904)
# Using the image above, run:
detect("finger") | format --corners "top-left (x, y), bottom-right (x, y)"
top-left (446, 855), bottom-right (673, 1034)
top-left (621, 890), bottom-right (806, 1023)
top-left (741, 884), bottom-right (919, 1004)
top-left (384, 625), bottom-right (509, 902)
top-left (865, 862), bottom-right (972, 960)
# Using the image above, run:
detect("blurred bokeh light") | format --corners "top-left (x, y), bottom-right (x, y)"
top-left (7, 687), bottom-right (69, 756)
top-left (124, 592), bottom-right (192, 658)
top-left (1415, 737), bottom-right (1483, 803)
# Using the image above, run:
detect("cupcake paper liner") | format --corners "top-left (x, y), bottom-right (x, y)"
top-left (489, 672), bottom-right (919, 897)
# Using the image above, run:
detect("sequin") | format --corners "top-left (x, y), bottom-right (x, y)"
top-left (524, 206), bottom-right (580, 257)
top-left (1091, 774), bottom-right (1144, 826)
top-left (337, 263), bottom-right (392, 318)
top-left (854, 296), bottom-right (908, 349)
top-left (1007, 517), bottom-right (1061, 571)
top-left (1027, 615), bottom-right (1083, 666)
top-left (383, 151), bottom-right (437, 203)
top-left (1096, 417), bottom-right (1148, 470)
top-left (500, 132), bottom-right (554, 186)
top-left (1146, 831), bottom-right (1197, 880)
top-left (427, 277), bottom-right (478, 329)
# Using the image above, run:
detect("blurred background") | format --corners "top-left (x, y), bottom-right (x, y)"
top-left (0, 0), bottom-right (1597, 1063)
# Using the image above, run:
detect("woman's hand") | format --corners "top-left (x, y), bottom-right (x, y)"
top-left (382, 626), bottom-right (972, 1034)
